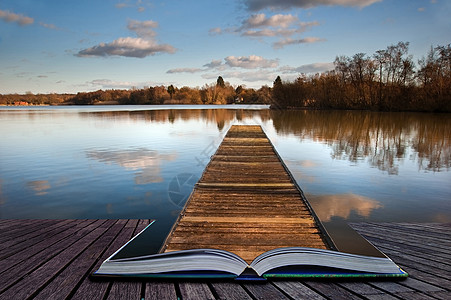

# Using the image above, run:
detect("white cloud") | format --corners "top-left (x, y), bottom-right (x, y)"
top-left (39, 22), bottom-right (60, 30)
top-left (116, 0), bottom-right (151, 12)
top-left (167, 68), bottom-right (203, 74)
top-left (240, 13), bottom-right (298, 29)
top-left (203, 59), bottom-right (224, 69)
top-left (245, 0), bottom-right (382, 11)
top-left (222, 12), bottom-right (323, 49)
top-left (0, 9), bottom-right (34, 26)
top-left (77, 18), bottom-right (175, 58)
top-left (202, 71), bottom-right (276, 83)
top-left (279, 62), bottom-right (334, 74)
top-left (77, 37), bottom-right (175, 58)
top-left (239, 14), bottom-right (320, 36)
top-left (242, 21), bottom-right (319, 37)
top-left (209, 27), bottom-right (223, 35)
top-left (225, 55), bottom-right (279, 69)
top-left (88, 79), bottom-right (152, 89)
top-left (127, 19), bottom-right (158, 39)
top-left (273, 36), bottom-right (325, 49)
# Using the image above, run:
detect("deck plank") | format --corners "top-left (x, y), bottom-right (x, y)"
top-left (210, 282), bottom-right (252, 300)
top-left (271, 281), bottom-right (327, 300)
top-left (0, 219), bottom-right (109, 299)
top-left (0, 220), bottom-right (98, 294)
top-left (144, 282), bottom-right (178, 300)
top-left (71, 219), bottom-right (132, 300)
top-left (178, 282), bottom-right (216, 300)
top-left (0, 219), bottom-right (77, 259)
top-left (106, 219), bottom-right (147, 300)
top-left (242, 282), bottom-right (290, 300)
top-left (33, 219), bottom-right (123, 300)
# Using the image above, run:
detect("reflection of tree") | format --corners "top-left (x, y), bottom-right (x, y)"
top-left (86, 148), bottom-right (177, 184)
top-left (272, 110), bottom-right (450, 173)
top-left (80, 109), bottom-right (272, 130)
top-left (308, 193), bottom-right (382, 222)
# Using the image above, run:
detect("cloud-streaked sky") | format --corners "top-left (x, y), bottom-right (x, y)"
top-left (0, 0), bottom-right (449, 93)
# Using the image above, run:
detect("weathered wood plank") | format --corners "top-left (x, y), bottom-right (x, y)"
top-left (178, 282), bottom-right (215, 300)
top-left (0, 219), bottom-right (81, 272)
top-left (271, 281), bottom-right (327, 300)
top-left (71, 219), bottom-right (132, 300)
top-left (242, 282), bottom-right (290, 300)
top-left (210, 282), bottom-right (252, 300)
top-left (352, 223), bottom-right (450, 252)
top-left (303, 281), bottom-right (363, 300)
top-left (0, 220), bottom-right (98, 294)
top-left (178, 216), bottom-right (316, 224)
top-left (0, 219), bottom-right (109, 299)
top-left (144, 282), bottom-right (178, 300)
top-left (351, 223), bottom-right (451, 298)
top-left (107, 281), bottom-right (142, 300)
top-left (350, 224), bottom-right (451, 259)
top-left (106, 219), bottom-right (147, 300)
top-left (0, 219), bottom-right (59, 244)
top-left (0, 219), bottom-right (76, 259)
top-left (33, 219), bottom-right (125, 300)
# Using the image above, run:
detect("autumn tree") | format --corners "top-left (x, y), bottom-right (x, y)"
top-left (216, 76), bottom-right (225, 88)
top-left (167, 85), bottom-right (175, 99)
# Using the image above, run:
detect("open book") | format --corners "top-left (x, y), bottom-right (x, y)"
top-left (93, 221), bottom-right (408, 280)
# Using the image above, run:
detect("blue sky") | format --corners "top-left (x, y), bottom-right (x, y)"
top-left (0, 0), bottom-right (449, 94)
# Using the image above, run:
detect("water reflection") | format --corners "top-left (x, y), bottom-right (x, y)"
top-left (80, 108), bottom-right (272, 127)
top-left (0, 107), bottom-right (449, 224)
top-left (86, 148), bottom-right (177, 184)
top-left (79, 109), bottom-right (450, 173)
top-left (0, 179), bottom-right (6, 206)
top-left (271, 110), bottom-right (451, 173)
top-left (27, 180), bottom-right (51, 196)
top-left (308, 193), bottom-right (382, 222)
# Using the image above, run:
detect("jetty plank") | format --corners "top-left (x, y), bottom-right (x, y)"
top-left (163, 125), bottom-right (331, 262)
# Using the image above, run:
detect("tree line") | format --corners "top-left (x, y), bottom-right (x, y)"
top-left (1, 42), bottom-right (449, 112)
top-left (272, 42), bottom-right (450, 112)
top-left (0, 77), bottom-right (271, 106)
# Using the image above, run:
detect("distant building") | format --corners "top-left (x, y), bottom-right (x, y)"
top-left (14, 101), bottom-right (29, 106)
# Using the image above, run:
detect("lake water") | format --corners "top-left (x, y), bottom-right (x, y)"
top-left (1, 105), bottom-right (450, 253)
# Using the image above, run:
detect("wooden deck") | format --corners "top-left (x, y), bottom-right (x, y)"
top-left (161, 125), bottom-right (331, 262)
top-left (0, 220), bottom-right (449, 299)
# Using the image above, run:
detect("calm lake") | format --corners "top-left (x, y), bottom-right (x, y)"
top-left (1, 105), bottom-right (450, 253)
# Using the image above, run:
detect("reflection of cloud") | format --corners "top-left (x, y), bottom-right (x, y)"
top-left (433, 213), bottom-right (451, 223)
top-left (27, 180), bottom-right (51, 196)
top-left (300, 160), bottom-right (318, 168)
top-left (86, 148), bottom-right (176, 184)
top-left (292, 170), bottom-right (317, 183)
top-left (287, 160), bottom-right (319, 182)
top-left (0, 179), bottom-right (6, 205)
top-left (106, 203), bottom-right (113, 214)
top-left (309, 193), bottom-right (382, 222)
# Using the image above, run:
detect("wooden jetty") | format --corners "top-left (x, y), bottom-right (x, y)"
top-left (161, 125), bottom-right (333, 262)
top-left (0, 220), bottom-right (449, 299)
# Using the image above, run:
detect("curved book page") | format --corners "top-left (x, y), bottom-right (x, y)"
top-left (250, 247), bottom-right (407, 277)
top-left (96, 248), bottom-right (248, 276)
